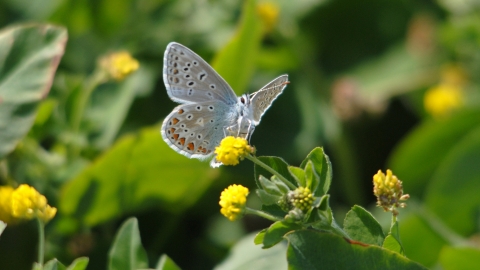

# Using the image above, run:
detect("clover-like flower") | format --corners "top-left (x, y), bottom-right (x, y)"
top-left (219, 184), bottom-right (249, 221)
top-left (214, 136), bottom-right (254, 166)
top-left (100, 51), bottom-right (139, 81)
top-left (0, 184), bottom-right (57, 224)
top-left (424, 84), bottom-right (463, 118)
top-left (288, 187), bottom-right (314, 213)
top-left (373, 170), bottom-right (409, 216)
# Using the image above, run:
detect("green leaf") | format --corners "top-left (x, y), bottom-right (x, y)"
top-left (424, 126), bottom-right (480, 235)
top-left (211, 0), bottom-right (262, 95)
top-left (303, 161), bottom-right (318, 191)
top-left (343, 205), bottom-right (385, 246)
top-left (388, 219), bottom-right (405, 255)
top-left (0, 24), bottom-right (67, 159)
top-left (155, 254), bottom-right (181, 270)
top-left (439, 246), bottom-right (480, 270)
top-left (262, 221), bottom-right (302, 249)
top-left (286, 230), bottom-right (427, 270)
top-left (389, 109), bottom-right (480, 197)
top-left (254, 156), bottom-right (296, 190)
top-left (66, 257), bottom-right (89, 270)
top-left (43, 259), bottom-right (67, 270)
top-left (288, 166), bottom-right (306, 187)
top-left (258, 175), bottom-right (283, 196)
top-left (215, 232), bottom-right (287, 270)
top-left (60, 126), bottom-right (217, 226)
top-left (256, 189), bottom-right (281, 205)
top-left (260, 204), bottom-right (287, 220)
top-left (253, 229), bottom-right (267, 245)
top-left (300, 147), bottom-right (332, 196)
top-left (383, 235), bottom-right (402, 254)
top-left (108, 218), bottom-right (148, 270)
top-left (0, 221), bottom-right (5, 236)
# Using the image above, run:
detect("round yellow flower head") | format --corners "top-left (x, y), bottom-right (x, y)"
top-left (214, 136), bottom-right (254, 166)
top-left (100, 51), bottom-right (139, 81)
top-left (424, 84), bottom-right (463, 118)
top-left (288, 187), bottom-right (314, 213)
top-left (373, 170), bottom-right (409, 216)
top-left (8, 184), bottom-right (57, 223)
top-left (257, 2), bottom-right (280, 33)
top-left (219, 184), bottom-right (249, 221)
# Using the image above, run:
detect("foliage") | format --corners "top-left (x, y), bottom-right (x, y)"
top-left (1, 0), bottom-right (480, 269)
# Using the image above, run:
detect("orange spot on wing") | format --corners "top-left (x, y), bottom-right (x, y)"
top-left (172, 118), bottom-right (179, 125)
top-left (170, 128), bottom-right (176, 134)
top-left (178, 109), bottom-right (184, 114)
top-left (187, 142), bottom-right (194, 151)
top-left (173, 134), bottom-right (179, 140)
top-left (179, 137), bottom-right (186, 146)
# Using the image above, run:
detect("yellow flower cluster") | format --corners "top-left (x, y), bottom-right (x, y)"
top-left (214, 136), bottom-right (254, 166)
top-left (257, 2), bottom-right (280, 33)
top-left (288, 187), bottom-right (314, 212)
top-left (373, 170), bottom-right (409, 216)
top-left (100, 51), bottom-right (139, 81)
top-left (219, 184), bottom-right (249, 221)
top-left (0, 184), bottom-right (57, 224)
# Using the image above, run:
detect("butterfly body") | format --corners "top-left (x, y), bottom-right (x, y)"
top-left (161, 42), bottom-right (288, 166)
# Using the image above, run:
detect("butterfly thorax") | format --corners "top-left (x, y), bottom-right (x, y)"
top-left (226, 94), bottom-right (254, 139)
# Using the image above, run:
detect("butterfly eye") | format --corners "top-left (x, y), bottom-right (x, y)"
top-left (240, 97), bottom-right (246, 104)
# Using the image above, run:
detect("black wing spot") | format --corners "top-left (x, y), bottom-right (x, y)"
top-left (180, 124), bottom-right (186, 128)
top-left (197, 134), bottom-right (202, 139)
top-left (188, 89), bottom-right (194, 96)
top-left (184, 74), bottom-right (191, 79)
top-left (173, 77), bottom-right (179, 84)
top-left (196, 105), bottom-right (201, 111)
top-left (186, 62), bottom-right (191, 67)
top-left (187, 81), bottom-right (195, 87)
top-left (199, 72), bottom-right (206, 80)
top-left (183, 67), bottom-right (189, 72)
top-left (186, 114), bottom-right (193, 120)
top-left (193, 61), bottom-right (198, 66)
top-left (210, 84), bottom-right (216, 89)
top-left (208, 105), bottom-right (214, 111)
top-left (210, 119), bottom-right (214, 123)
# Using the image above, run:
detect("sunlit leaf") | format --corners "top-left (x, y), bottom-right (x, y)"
top-left (108, 218), bottom-right (148, 270)
top-left (343, 205), bottom-right (385, 246)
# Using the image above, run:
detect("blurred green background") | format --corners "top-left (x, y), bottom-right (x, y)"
top-left (1, 0), bottom-right (479, 269)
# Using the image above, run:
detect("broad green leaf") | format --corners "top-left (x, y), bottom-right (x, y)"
top-left (286, 230), bottom-right (427, 270)
top-left (0, 24), bottom-right (67, 159)
top-left (300, 147), bottom-right (332, 196)
top-left (254, 229), bottom-right (267, 245)
top-left (254, 156), bottom-right (296, 190)
top-left (262, 221), bottom-right (302, 249)
top-left (439, 246), bottom-right (480, 270)
top-left (215, 232), bottom-right (287, 270)
top-left (383, 235), bottom-right (403, 254)
top-left (0, 221), bottom-right (5, 236)
top-left (270, 175), bottom-right (290, 194)
top-left (91, 66), bottom-right (156, 149)
top-left (288, 166), bottom-right (305, 187)
top-left (60, 126), bottom-right (217, 226)
top-left (155, 254), bottom-right (181, 270)
top-left (303, 161), bottom-right (318, 191)
top-left (343, 205), bottom-right (385, 246)
top-left (211, 0), bottom-right (262, 95)
top-left (258, 175), bottom-right (283, 196)
top-left (43, 259), bottom-right (67, 270)
top-left (388, 109), bottom-right (480, 197)
top-left (424, 126), bottom-right (480, 235)
top-left (388, 219), bottom-right (404, 255)
top-left (399, 213), bottom-right (448, 267)
top-left (66, 257), bottom-right (89, 270)
top-left (108, 218), bottom-right (148, 270)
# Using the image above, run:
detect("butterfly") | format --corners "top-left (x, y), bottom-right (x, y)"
top-left (161, 42), bottom-right (289, 167)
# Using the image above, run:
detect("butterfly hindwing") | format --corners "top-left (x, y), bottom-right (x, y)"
top-left (161, 101), bottom-right (236, 159)
top-left (249, 74), bottom-right (289, 124)
top-left (163, 42), bottom-right (238, 105)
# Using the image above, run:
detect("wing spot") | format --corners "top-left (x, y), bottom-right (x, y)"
top-left (190, 133), bottom-right (195, 137)
top-left (178, 137), bottom-right (186, 146)
top-left (203, 140), bottom-right (209, 145)
top-left (197, 134), bottom-right (202, 139)
top-left (184, 74), bottom-right (191, 79)
top-left (174, 56), bottom-right (179, 60)
top-left (173, 134), bottom-right (179, 140)
top-left (180, 124), bottom-right (186, 128)
top-left (187, 142), bottom-right (194, 151)
top-left (210, 119), bottom-right (214, 123)
top-left (180, 51), bottom-right (184, 55)
top-left (173, 69), bottom-right (179, 74)
top-left (170, 128), bottom-right (176, 134)
top-left (173, 77), bottom-right (179, 84)
top-left (199, 72), bottom-right (206, 80)
top-left (196, 105), bottom-right (201, 111)
top-left (187, 81), bottom-right (195, 87)
top-left (186, 62), bottom-right (191, 67)
top-left (172, 118), bottom-right (179, 125)
top-left (173, 62), bottom-right (178, 67)
top-left (186, 114), bottom-right (193, 120)
top-left (196, 118), bottom-right (204, 126)
top-left (193, 61), bottom-right (198, 66)
top-left (183, 67), bottom-right (189, 72)
top-left (210, 84), bottom-right (216, 89)
top-left (184, 129), bottom-right (189, 133)
top-left (188, 89), bottom-right (194, 96)
top-left (178, 109), bottom-right (184, 114)
top-left (208, 106), bottom-right (214, 111)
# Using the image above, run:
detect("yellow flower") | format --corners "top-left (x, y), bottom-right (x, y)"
top-left (100, 51), bottom-right (139, 81)
top-left (0, 184), bottom-right (57, 224)
top-left (219, 184), bottom-right (249, 221)
top-left (373, 170), bottom-right (409, 216)
top-left (424, 84), bottom-right (463, 118)
top-left (257, 2), bottom-right (280, 33)
top-left (288, 187), bottom-right (314, 213)
top-left (214, 136), bottom-right (254, 166)
top-left (0, 186), bottom-right (15, 224)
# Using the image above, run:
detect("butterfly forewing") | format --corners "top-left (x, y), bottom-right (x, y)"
top-left (163, 42), bottom-right (238, 105)
top-left (161, 101), bottom-right (236, 159)
top-left (250, 74), bottom-right (289, 124)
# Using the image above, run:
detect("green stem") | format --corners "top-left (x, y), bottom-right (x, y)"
top-left (69, 70), bottom-right (107, 157)
top-left (36, 218), bottom-right (45, 265)
top-left (246, 155), bottom-right (297, 190)
top-left (245, 207), bottom-right (281, 222)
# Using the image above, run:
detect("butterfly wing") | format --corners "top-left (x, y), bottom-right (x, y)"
top-left (163, 42), bottom-right (238, 105)
top-left (161, 101), bottom-right (236, 160)
top-left (249, 74), bottom-right (289, 125)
